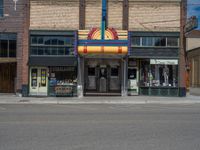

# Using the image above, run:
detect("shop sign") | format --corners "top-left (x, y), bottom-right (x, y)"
top-left (150, 59), bottom-right (178, 65)
top-left (184, 16), bottom-right (198, 33)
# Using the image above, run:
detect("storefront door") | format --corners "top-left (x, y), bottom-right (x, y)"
top-left (0, 63), bottom-right (16, 93)
top-left (128, 67), bottom-right (139, 95)
top-left (99, 66), bottom-right (108, 92)
top-left (109, 66), bottom-right (120, 91)
top-left (29, 67), bottom-right (48, 96)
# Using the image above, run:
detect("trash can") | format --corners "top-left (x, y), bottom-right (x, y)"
top-left (22, 84), bottom-right (28, 97)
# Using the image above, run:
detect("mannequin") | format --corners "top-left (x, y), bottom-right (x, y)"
top-left (163, 65), bottom-right (169, 86)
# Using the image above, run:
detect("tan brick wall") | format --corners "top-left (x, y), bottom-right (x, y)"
top-left (108, 0), bottom-right (123, 30)
top-left (30, 0), bottom-right (79, 30)
top-left (85, 0), bottom-right (102, 29)
top-left (129, 2), bottom-right (181, 32)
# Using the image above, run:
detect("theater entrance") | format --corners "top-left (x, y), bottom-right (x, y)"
top-left (84, 59), bottom-right (122, 96)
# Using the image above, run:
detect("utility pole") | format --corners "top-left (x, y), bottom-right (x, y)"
top-left (179, 0), bottom-right (187, 96)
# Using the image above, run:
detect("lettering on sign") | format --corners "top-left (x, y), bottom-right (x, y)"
top-left (150, 59), bottom-right (178, 65)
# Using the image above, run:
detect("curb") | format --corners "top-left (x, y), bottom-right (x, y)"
top-left (0, 95), bottom-right (200, 104)
top-left (0, 100), bottom-right (200, 105)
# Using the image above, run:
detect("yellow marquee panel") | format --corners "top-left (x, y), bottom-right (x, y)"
top-left (78, 46), bottom-right (128, 54)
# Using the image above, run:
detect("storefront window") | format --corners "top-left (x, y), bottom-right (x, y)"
top-left (140, 60), bottom-right (178, 87)
top-left (49, 67), bottom-right (77, 86)
top-left (49, 67), bottom-right (77, 96)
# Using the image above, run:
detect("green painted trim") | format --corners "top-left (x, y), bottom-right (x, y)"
top-left (30, 30), bottom-right (75, 36)
top-left (139, 87), bottom-right (179, 97)
top-left (130, 31), bottom-right (180, 37)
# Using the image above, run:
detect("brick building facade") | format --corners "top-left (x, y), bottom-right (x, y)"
top-left (0, 0), bottom-right (186, 97)
top-left (0, 0), bottom-right (29, 94)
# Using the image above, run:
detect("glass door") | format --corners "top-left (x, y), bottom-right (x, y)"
top-left (29, 67), bottom-right (48, 96)
top-left (87, 67), bottom-right (97, 91)
top-left (128, 67), bottom-right (139, 95)
top-left (109, 67), bottom-right (120, 91)
top-left (99, 66), bottom-right (107, 92)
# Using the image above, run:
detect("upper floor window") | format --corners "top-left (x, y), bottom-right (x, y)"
top-left (0, 0), bottom-right (3, 17)
top-left (167, 37), bottom-right (179, 47)
top-left (131, 36), bottom-right (179, 47)
top-left (132, 37), bottom-right (140, 46)
top-left (154, 37), bottom-right (166, 46)
top-left (0, 39), bottom-right (17, 57)
top-left (142, 37), bottom-right (154, 46)
top-left (30, 35), bottom-right (75, 56)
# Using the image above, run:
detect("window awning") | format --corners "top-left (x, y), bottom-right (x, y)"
top-left (29, 56), bottom-right (77, 66)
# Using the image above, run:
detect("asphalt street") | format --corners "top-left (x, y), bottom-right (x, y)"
top-left (0, 104), bottom-right (200, 150)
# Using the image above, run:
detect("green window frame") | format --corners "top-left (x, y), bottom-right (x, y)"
top-left (30, 35), bottom-right (75, 56)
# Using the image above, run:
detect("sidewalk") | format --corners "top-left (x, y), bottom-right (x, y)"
top-left (0, 94), bottom-right (200, 104)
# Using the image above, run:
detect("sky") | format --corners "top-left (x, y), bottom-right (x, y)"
top-left (188, 0), bottom-right (200, 30)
